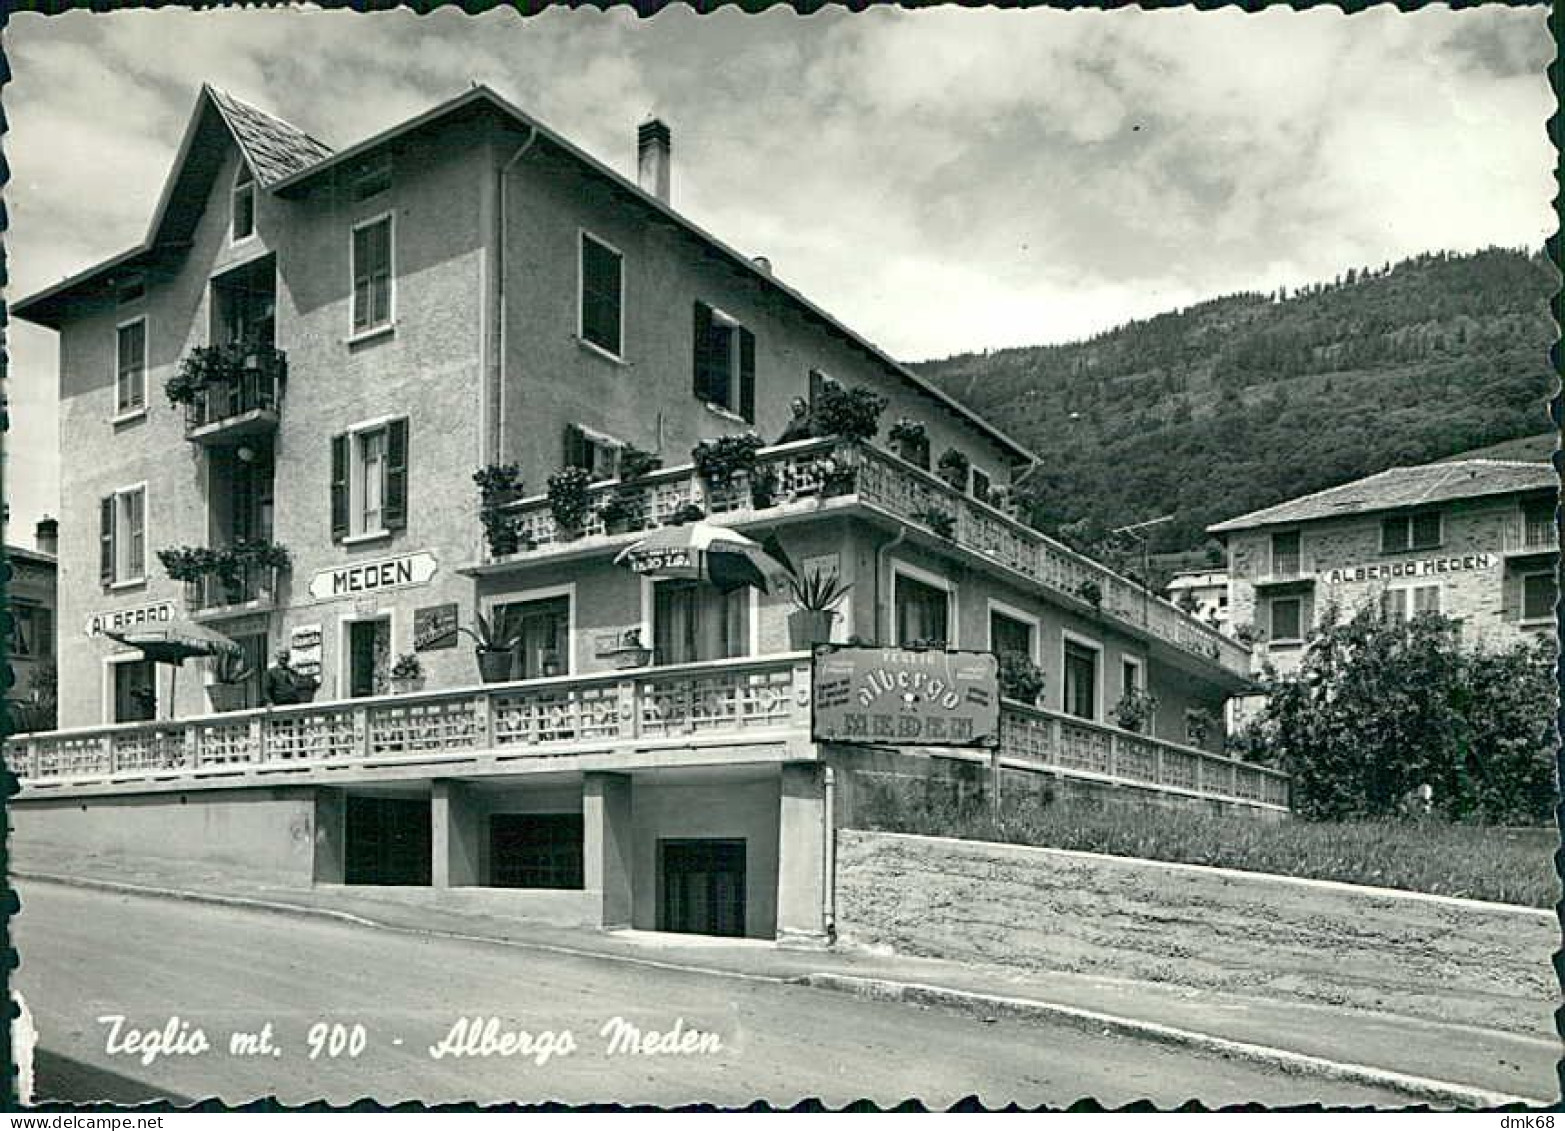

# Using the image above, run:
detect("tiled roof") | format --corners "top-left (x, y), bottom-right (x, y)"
top-left (1208, 460), bottom-right (1560, 534)
top-left (208, 87), bottom-right (333, 187)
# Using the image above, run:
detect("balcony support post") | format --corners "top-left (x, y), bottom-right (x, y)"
top-left (583, 772), bottom-right (634, 929)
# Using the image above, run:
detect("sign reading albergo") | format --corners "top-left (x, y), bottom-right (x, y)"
top-left (811, 645), bottom-right (1000, 748)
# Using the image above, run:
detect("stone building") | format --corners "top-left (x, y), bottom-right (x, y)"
top-left (9, 84), bottom-right (1282, 942)
top-left (1209, 458), bottom-right (1558, 676)
top-left (6, 518), bottom-right (58, 729)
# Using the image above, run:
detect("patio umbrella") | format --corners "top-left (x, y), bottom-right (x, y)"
top-left (104, 620), bottom-right (243, 720)
top-left (614, 522), bottom-right (794, 594)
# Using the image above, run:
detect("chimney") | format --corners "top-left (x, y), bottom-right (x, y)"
top-left (752, 256), bottom-right (772, 275)
top-left (35, 515), bottom-right (57, 556)
top-left (637, 118), bottom-right (672, 204)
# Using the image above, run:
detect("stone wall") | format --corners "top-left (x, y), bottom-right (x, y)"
top-left (834, 829), bottom-right (1556, 1037)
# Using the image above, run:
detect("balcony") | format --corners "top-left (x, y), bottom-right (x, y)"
top-left (180, 345), bottom-right (286, 445)
top-left (480, 438), bottom-right (1253, 680)
top-left (1252, 553), bottom-right (1317, 589)
top-left (158, 543), bottom-right (290, 619)
top-left (5, 656), bottom-right (1287, 812)
top-left (1502, 516), bottom-right (1559, 560)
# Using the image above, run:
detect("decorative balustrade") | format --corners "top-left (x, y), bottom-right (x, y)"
top-left (998, 700), bottom-right (1290, 810)
top-left (1502, 516), bottom-right (1559, 556)
top-left (186, 561), bottom-right (283, 614)
top-left (488, 438), bottom-right (1250, 677)
top-left (7, 656), bottom-right (814, 789)
top-left (183, 346), bottom-right (286, 441)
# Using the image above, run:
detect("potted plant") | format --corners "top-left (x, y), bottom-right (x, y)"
top-left (749, 464), bottom-right (780, 510)
top-left (157, 545), bottom-right (212, 584)
top-left (997, 650), bottom-right (1046, 705)
top-left (1185, 707), bottom-right (1215, 748)
top-left (208, 650), bottom-right (254, 713)
top-left (812, 454), bottom-right (857, 498)
top-left (1075, 578), bottom-right (1104, 610)
top-left (812, 382), bottom-right (888, 443)
top-left (618, 445), bottom-right (663, 481)
top-left (474, 463), bottom-right (523, 556)
top-left (786, 569), bottom-right (852, 650)
top-left (888, 418), bottom-right (929, 468)
top-left (912, 507), bottom-right (956, 540)
top-left (1112, 687), bottom-right (1160, 733)
top-left (667, 501), bottom-right (706, 526)
top-left (691, 432), bottom-right (764, 489)
top-left (547, 466), bottom-right (594, 539)
top-left (459, 611), bottom-right (523, 683)
top-left (604, 628), bottom-right (654, 670)
top-left (598, 492), bottom-right (641, 536)
top-left (936, 447), bottom-right (971, 492)
top-left (389, 652), bottom-right (425, 695)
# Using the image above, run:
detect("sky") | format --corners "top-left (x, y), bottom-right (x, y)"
top-left (1, 4), bottom-right (1555, 539)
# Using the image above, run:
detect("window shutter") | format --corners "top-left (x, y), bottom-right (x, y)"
top-left (692, 302), bottom-right (714, 401)
top-left (563, 423), bottom-right (589, 471)
top-left (330, 433), bottom-right (349, 542)
top-left (384, 418), bottom-right (409, 530)
top-left (99, 496), bottom-right (116, 584)
top-left (808, 369), bottom-right (828, 408)
top-left (738, 327), bottom-right (756, 424)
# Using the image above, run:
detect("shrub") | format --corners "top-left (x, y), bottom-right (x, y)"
top-left (813, 382), bottom-right (887, 442)
top-left (691, 432), bottom-right (765, 487)
top-left (997, 650), bottom-right (1045, 704)
top-left (546, 466), bottom-right (594, 532)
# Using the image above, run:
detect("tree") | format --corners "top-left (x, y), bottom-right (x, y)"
top-left (1243, 603), bottom-right (1556, 824)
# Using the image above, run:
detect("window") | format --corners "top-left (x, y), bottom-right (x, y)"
top-left (1382, 585), bottom-right (1440, 622)
top-left (331, 418), bottom-right (408, 540)
top-left (1523, 501), bottom-right (1555, 550)
top-left (1121, 657), bottom-right (1142, 695)
top-left (1381, 510), bottom-right (1442, 553)
top-left (494, 594), bottom-right (571, 679)
top-left (1063, 638), bottom-right (1099, 720)
top-left (895, 572), bottom-right (951, 648)
top-left (490, 814), bottom-right (584, 889)
top-left (351, 214), bottom-right (394, 334)
top-left (115, 319), bottom-right (147, 415)
top-left (579, 232), bottom-right (624, 358)
top-left (652, 580), bottom-right (748, 665)
top-left (1269, 595), bottom-right (1303, 642)
top-left (231, 164), bottom-right (255, 243)
top-left (99, 485), bottom-right (146, 586)
top-left (1521, 572), bottom-right (1556, 622)
top-left (693, 301), bottom-right (755, 422)
top-left (989, 608), bottom-right (1033, 660)
top-left (9, 601), bottom-right (52, 659)
top-left (1270, 530), bottom-right (1301, 577)
top-left (972, 468), bottom-right (992, 504)
top-left (563, 423), bottom-right (623, 482)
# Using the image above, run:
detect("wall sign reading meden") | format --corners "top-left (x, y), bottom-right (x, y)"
top-left (1322, 552), bottom-right (1494, 586)
top-left (309, 551), bottom-right (438, 601)
top-left (85, 600), bottom-right (177, 637)
top-left (811, 645), bottom-right (999, 748)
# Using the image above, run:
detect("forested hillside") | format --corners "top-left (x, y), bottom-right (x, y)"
top-left (917, 247), bottom-right (1557, 556)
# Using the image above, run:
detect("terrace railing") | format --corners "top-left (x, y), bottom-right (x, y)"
top-left (1000, 700), bottom-right (1290, 810)
top-left (185, 561), bottom-right (284, 615)
top-left (488, 438), bottom-right (1251, 678)
top-left (8, 655), bottom-right (813, 789)
top-left (183, 346), bottom-right (287, 442)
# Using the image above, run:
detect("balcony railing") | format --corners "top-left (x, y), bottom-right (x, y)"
top-left (5, 656), bottom-right (1287, 811)
top-left (1000, 700), bottom-right (1289, 810)
top-left (1503, 516), bottom-right (1559, 557)
top-left (184, 347), bottom-right (286, 442)
top-left (8, 656), bottom-right (813, 789)
top-left (186, 561), bottom-right (283, 615)
top-left (487, 438), bottom-right (1252, 678)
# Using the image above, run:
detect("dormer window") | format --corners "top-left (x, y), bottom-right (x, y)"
top-left (232, 164), bottom-right (256, 243)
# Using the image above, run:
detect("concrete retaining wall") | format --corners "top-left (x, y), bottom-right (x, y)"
top-left (834, 829), bottom-right (1557, 1037)
top-left (11, 788), bottom-right (319, 885)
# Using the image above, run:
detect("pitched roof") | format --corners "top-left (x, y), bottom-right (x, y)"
top-left (1208, 460), bottom-right (1560, 534)
top-left (208, 87), bottom-right (333, 187)
top-left (12, 84), bottom-right (1032, 464)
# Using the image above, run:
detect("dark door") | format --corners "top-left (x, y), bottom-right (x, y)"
top-left (114, 660), bottom-right (157, 722)
top-left (344, 795), bottom-right (431, 885)
top-left (659, 839), bottom-right (746, 938)
top-left (489, 814), bottom-right (584, 889)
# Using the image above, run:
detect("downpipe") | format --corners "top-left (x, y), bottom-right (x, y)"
top-left (823, 765), bottom-right (837, 945)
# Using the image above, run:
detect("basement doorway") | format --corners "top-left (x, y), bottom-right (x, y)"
top-left (658, 838), bottom-right (746, 938)
top-left (344, 795), bottom-right (431, 885)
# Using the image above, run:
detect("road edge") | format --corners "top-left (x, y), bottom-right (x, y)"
top-left (16, 870), bottom-right (1550, 1110)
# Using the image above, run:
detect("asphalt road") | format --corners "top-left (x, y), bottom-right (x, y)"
top-left (12, 881), bottom-right (1415, 1109)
